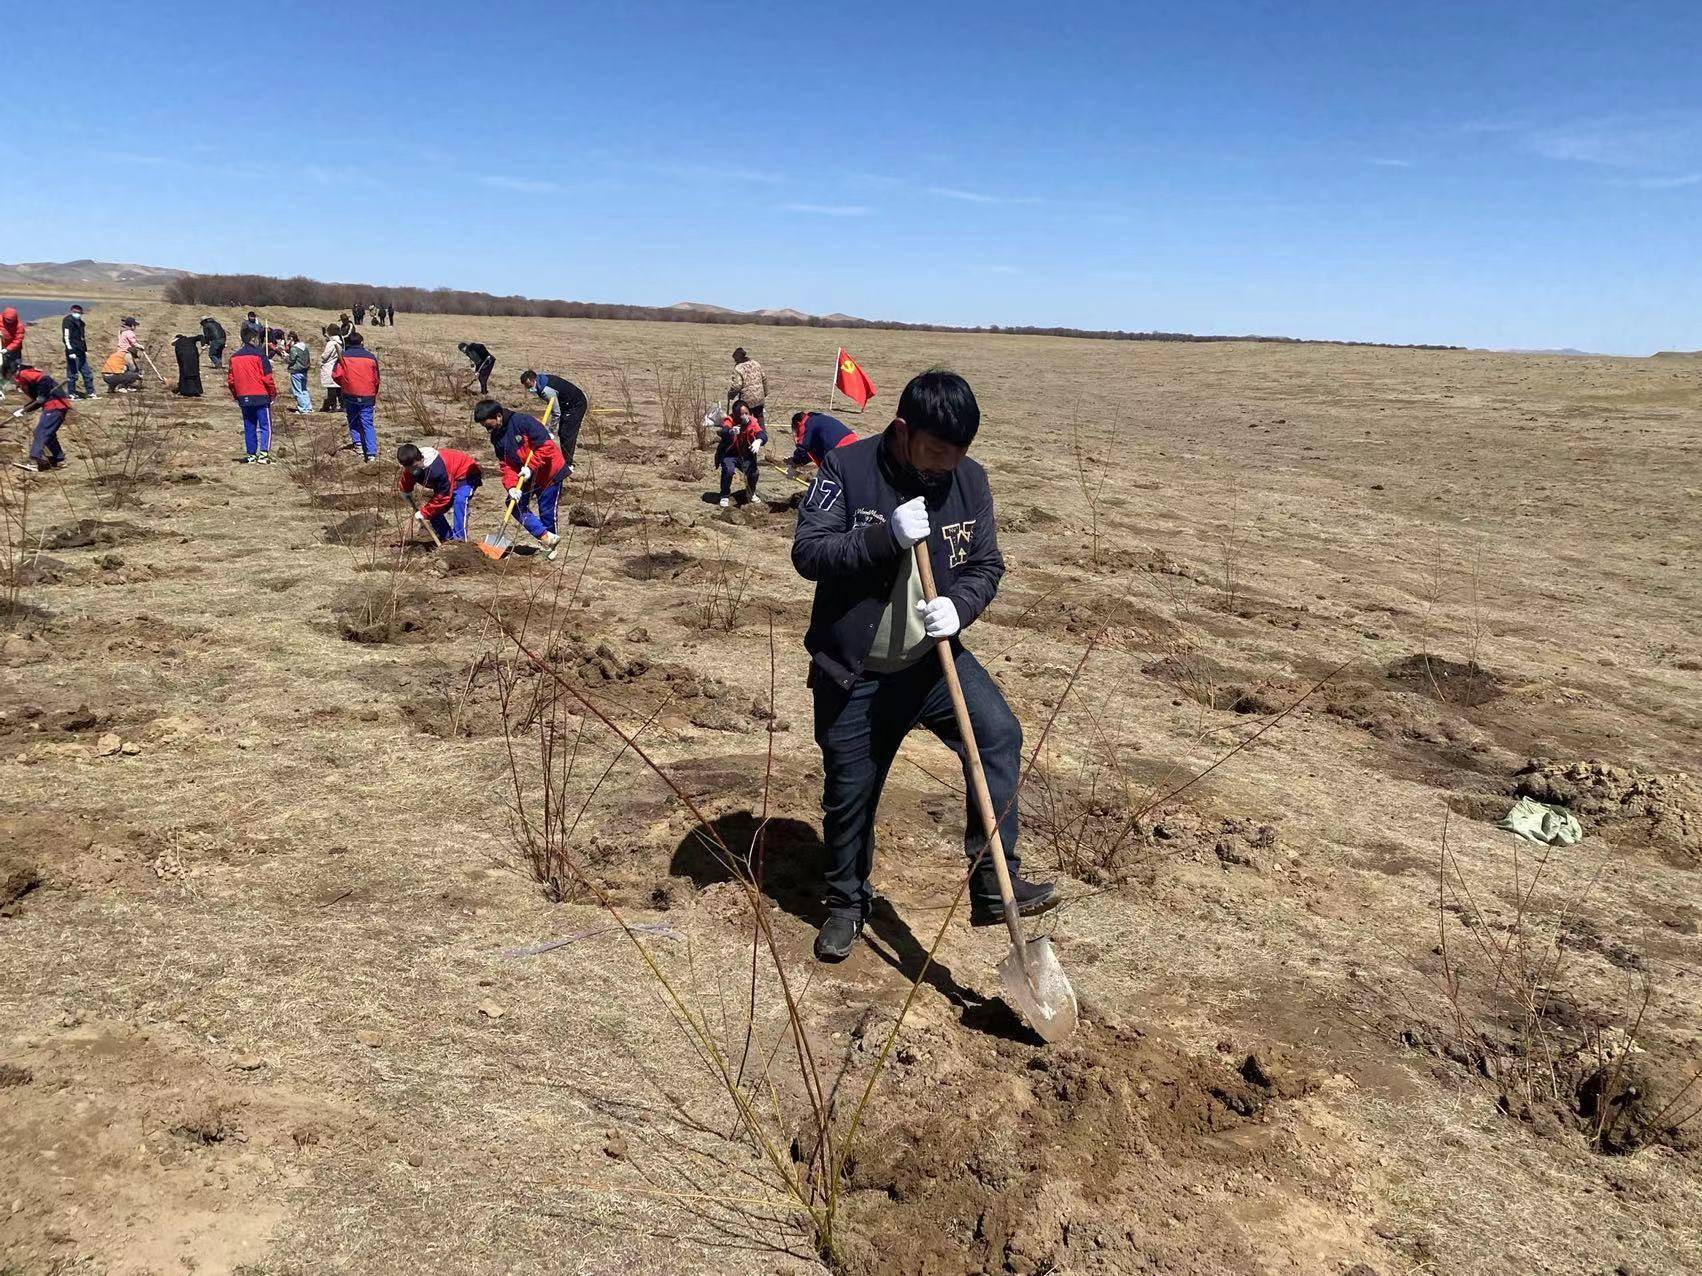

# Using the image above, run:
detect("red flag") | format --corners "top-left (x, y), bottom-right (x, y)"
top-left (834, 347), bottom-right (876, 408)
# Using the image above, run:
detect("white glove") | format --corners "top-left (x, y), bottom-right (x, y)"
top-left (505, 485), bottom-right (522, 505)
top-left (891, 496), bottom-right (930, 549)
top-left (413, 510), bottom-right (427, 523)
top-left (516, 465), bottom-right (533, 485)
top-left (916, 596), bottom-right (960, 640)
top-left (749, 437), bottom-right (763, 455)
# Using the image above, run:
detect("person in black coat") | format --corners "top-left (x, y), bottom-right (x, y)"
top-left (790, 369), bottom-right (1055, 961)
top-left (200, 316), bottom-right (226, 367)
top-left (172, 334), bottom-right (204, 396)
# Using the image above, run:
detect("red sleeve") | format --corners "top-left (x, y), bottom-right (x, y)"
top-left (397, 470), bottom-right (417, 494)
top-left (226, 363), bottom-right (239, 399)
top-left (262, 370), bottom-right (277, 398)
top-left (419, 485), bottom-right (453, 518)
top-left (498, 456), bottom-right (520, 488)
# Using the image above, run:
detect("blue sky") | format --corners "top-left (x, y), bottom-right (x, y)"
top-left (9, 1), bottom-right (1700, 353)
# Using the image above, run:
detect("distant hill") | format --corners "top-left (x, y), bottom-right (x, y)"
top-left (676, 301), bottom-right (866, 324)
top-left (1650, 349), bottom-right (1702, 359)
top-left (668, 301), bottom-right (737, 315)
top-left (0, 259), bottom-right (190, 291)
top-left (1495, 346), bottom-right (1594, 356)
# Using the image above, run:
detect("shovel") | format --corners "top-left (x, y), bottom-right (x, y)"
top-left (479, 490), bottom-right (520, 559)
top-left (913, 543), bottom-right (1079, 1044)
top-left (404, 493), bottom-right (443, 547)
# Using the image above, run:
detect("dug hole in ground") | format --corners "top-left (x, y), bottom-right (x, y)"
top-left (2, 303), bottom-right (1700, 1275)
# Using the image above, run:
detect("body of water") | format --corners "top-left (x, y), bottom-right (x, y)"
top-left (0, 297), bottom-right (92, 324)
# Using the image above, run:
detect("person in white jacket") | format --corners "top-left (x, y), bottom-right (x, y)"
top-left (318, 325), bottom-right (344, 413)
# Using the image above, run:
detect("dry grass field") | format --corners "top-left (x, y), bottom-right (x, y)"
top-left (2, 300), bottom-right (1700, 1275)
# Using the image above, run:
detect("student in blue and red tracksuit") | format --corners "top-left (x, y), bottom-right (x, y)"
top-left (225, 326), bottom-right (277, 464)
top-left (473, 399), bottom-right (564, 559)
top-left (396, 442), bottom-right (482, 542)
top-left (9, 366), bottom-right (73, 474)
top-left (331, 331), bottom-right (381, 462)
top-left (786, 409), bottom-right (855, 479)
top-left (714, 400), bottom-right (767, 508)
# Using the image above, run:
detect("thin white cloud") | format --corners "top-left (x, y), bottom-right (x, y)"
top-left (782, 202), bottom-right (871, 216)
top-left (479, 175), bottom-right (561, 194)
top-left (1618, 172), bottom-right (1702, 190)
top-left (1367, 158), bottom-right (1413, 168)
top-left (927, 185), bottom-right (1044, 207)
top-left (1524, 111), bottom-right (1702, 170)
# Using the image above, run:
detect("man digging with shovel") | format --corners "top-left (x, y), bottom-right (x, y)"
top-left (792, 370), bottom-right (1058, 964)
top-left (474, 399), bottom-right (564, 560)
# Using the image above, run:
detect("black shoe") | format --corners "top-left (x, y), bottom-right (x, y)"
top-left (813, 913), bottom-right (864, 962)
top-left (969, 871), bottom-right (1058, 927)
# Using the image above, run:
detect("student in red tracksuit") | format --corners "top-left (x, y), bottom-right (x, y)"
top-left (0, 308), bottom-right (25, 383)
top-left (396, 442), bottom-right (483, 541)
top-left (332, 332), bottom-right (381, 461)
top-left (473, 399), bottom-right (564, 559)
top-left (226, 326), bottom-right (277, 463)
top-left (10, 366), bottom-right (72, 473)
top-left (786, 410), bottom-right (856, 478)
top-left (713, 400), bottom-right (767, 507)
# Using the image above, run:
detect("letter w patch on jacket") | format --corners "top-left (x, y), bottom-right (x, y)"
top-left (940, 520), bottom-right (977, 567)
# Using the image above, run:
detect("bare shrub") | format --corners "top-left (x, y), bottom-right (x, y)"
top-left (0, 467), bottom-right (31, 626)
top-left (1417, 815), bottom-right (1702, 1152)
top-left (75, 394), bottom-right (185, 504)
top-left (1072, 421), bottom-right (1109, 570)
top-left (699, 533), bottom-right (752, 632)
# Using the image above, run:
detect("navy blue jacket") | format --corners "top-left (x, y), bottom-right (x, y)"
top-left (791, 427), bottom-right (1004, 689)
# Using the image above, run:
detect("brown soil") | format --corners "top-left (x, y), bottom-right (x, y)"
top-left (2, 305), bottom-right (1699, 1275)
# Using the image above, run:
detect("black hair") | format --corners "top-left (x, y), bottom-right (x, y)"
top-left (897, 369), bottom-right (979, 448)
top-left (791, 411), bottom-right (807, 428)
top-left (519, 369), bottom-right (537, 386)
top-left (240, 323), bottom-right (261, 344)
top-left (458, 342), bottom-right (469, 352)
top-left (345, 331), bottom-right (364, 346)
top-left (473, 398), bottom-right (504, 424)
top-left (396, 443), bottom-right (423, 467)
top-left (732, 347), bottom-right (747, 362)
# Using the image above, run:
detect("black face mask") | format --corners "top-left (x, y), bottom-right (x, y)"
top-left (410, 466), bottom-right (428, 483)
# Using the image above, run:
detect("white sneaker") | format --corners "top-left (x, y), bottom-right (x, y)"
top-left (718, 497), bottom-right (730, 508)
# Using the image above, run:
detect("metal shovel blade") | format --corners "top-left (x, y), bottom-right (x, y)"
top-left (478, 533), bottom-right (512, 559)
top-left (998, 936), bottom-right (1080, 1044)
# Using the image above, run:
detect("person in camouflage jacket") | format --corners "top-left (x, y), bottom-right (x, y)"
top-left (727, 346), bottom-right (767, 423)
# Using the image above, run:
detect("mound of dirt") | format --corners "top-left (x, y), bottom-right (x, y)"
top-left (836, 1027), bottom-right (1318, 1276)
top-left (331, 582), bottom-right (476, 645)
top-left (38, 519), bottom-right (149, 551)
top-left (622, 549), bottom-right (700, 581)
top-left (1514, 759), bottom-right (1702, 860)
top-left (1385, 653), bottom-right (1505, 707)
top-left (324, 512), bottom-right (387, 546)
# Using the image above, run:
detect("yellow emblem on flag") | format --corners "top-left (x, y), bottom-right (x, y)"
top-left (841, 358), bottom-right (857, 374)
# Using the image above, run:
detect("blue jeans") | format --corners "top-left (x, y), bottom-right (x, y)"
top-left (65, 351), bottom-right (94, 397)
top-left (31, 408), bottom-right (67, 464)
top-left (810, 647), bottom-right (1023, 918)
top-left (343, 399), bottom-right (376, 457)
top-left (429, 481), bottom-right (478, 541)
top-left (290, 370), bottom-right (312, 413)
top-left (240, 402), bottom-right (272, 455)
top-left (509, 481), bottom-right (560, 539)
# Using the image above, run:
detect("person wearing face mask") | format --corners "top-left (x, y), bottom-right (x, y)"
top-left (395, 442), bottom-right (482, 542)
top-left (791, 369), bottom-right (1055, 962)
top-left (61, 305), bottom-right (94, 399)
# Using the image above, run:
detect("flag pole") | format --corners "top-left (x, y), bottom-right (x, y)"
top-left (827, 348), bottom-right (837, 412)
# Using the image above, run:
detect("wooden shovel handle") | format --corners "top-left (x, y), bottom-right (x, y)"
top-left (913, 542), bottom-right (1027, 954)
